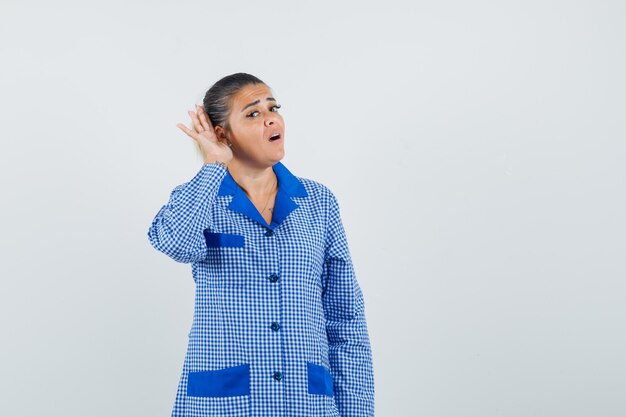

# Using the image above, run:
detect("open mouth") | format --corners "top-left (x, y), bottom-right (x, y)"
top-left (269, 133), bottom-right (282, 142)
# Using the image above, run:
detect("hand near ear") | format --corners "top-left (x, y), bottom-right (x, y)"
top-left (176, 105), bottom-right (233, 165)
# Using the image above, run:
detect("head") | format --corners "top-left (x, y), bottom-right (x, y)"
top-left (202, 73), bottom-right (285, 168)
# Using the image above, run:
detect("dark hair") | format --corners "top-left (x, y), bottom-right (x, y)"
top-left (202, 72), bottom-right (268, 132)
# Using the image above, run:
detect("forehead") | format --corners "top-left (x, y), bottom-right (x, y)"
top-left (232, 83), bottom-right (273, 107)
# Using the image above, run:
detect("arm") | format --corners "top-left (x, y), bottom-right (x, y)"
top-left (147, 162), bottom-right (227, 263)
top-left (321, 191), bottom-right (375, 416)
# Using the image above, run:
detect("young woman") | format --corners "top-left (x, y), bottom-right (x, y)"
top-left (147, 73), bottom-right (375, 416)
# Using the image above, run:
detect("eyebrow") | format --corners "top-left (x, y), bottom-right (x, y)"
top-left (241, 97), bottom-right (276, 112)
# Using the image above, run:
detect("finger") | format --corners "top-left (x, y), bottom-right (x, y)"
top-left (196, 105), bottom-right (213, 131)
top-left (176, 123), bottom-right (199, 142)
top-left (188, 110), bottom-right (203, 133)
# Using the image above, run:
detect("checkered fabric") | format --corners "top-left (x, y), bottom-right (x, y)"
top-left (147, 161), bottom-right (375, 417)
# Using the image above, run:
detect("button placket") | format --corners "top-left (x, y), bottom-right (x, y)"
top-left (263, 225), bottom-right (284, 386)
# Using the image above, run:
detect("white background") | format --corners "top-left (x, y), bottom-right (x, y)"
top-left (1, 1), bottom-right (624, 416)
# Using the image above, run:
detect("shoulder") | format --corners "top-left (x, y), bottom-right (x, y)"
top-left (297, 176), bottom-right (333, 198)
top-left (295, 176), bottom-right (341, 209)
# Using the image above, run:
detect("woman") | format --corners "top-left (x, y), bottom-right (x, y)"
top-left (147, 73), bottom-right (375, 416)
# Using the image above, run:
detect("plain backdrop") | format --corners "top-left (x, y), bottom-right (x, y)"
top-left (1, 1), bottom-right (624, 416)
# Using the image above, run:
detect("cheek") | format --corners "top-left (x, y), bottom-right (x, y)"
top-left (231, 125), bottom-right (264, 149)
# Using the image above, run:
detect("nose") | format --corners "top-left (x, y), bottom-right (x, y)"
top-left (265, 112), bottom-right (279, 127)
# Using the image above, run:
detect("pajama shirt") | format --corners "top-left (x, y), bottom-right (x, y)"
top-left (147, 161), bottom-right (375, 416)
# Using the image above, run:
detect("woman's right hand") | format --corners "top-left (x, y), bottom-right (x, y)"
top-left (176, 105), bottom-right (233, 165)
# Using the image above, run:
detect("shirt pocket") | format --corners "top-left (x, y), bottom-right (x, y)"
top-left (203, 231), bottom-right (245, 248)
top-left (202, 229), bottom-right (257, 287)
top-left (307, 362), bottom-right (335, 396)
top-left (187, 363), bottom-right (251, 397)
top-left (185, 364), bottom-right (251, 416)
top-left (306, 362), bottom-right (339, 416)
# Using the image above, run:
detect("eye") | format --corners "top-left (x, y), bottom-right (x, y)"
top-left (247, 104), bottom-right (282, 118)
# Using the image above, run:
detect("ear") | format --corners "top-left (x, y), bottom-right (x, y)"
top-left (214, 125), bottom-right (228, 142)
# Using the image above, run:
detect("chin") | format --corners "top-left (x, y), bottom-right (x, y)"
top-left (266, 153), bottom-right (284, 167)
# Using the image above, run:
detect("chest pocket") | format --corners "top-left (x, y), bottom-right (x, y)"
top-left (204, 231), bottom-right (245, 248)
top-left (203, 229), bottom-right (258, 287)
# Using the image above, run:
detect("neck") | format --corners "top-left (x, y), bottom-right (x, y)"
top-left (227, 158), bottom-right (277, 198)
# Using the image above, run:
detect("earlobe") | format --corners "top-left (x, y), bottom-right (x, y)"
top-left (214, 124), bottom-right (235, 149)
top-left (221, 130), bottom-right (233, 148)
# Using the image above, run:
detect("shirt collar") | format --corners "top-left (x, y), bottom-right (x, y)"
top-left (217, 161), bottom-right (308, 229)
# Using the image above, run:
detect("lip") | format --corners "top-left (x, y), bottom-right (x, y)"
top-left (268, 135), bottom-right (283, 144)
top-left (267, 131), bottom-right (283, 142)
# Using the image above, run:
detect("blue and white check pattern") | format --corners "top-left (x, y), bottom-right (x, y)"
top-left (148, 161), bottom-right (375, 416)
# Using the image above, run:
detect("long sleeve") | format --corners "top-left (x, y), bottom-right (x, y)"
top-left (321, 191), bottom-right (375, 416)
top-left (147, 163), bottom-right (228, 264)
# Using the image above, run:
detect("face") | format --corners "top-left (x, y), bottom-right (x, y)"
top-left (219, 83), bottom-right (285, 168)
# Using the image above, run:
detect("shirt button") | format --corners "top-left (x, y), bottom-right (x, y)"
top-left (270, 322), bottom-right (281, 331)
top-left (265, 229), bottom-right (274, 236)
top-left (273, 371), bottom-right (283, 381)
top-left (269, 274), bottom-right (279, 282)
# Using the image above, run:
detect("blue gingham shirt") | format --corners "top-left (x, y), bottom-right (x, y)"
top-left (147, 161), bottom-right (375, 417)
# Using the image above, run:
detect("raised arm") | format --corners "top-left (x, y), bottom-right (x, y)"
top-left (148, 104), bottom-right (233, 263)
top-left (321, 190), bottom-right (375, 416)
